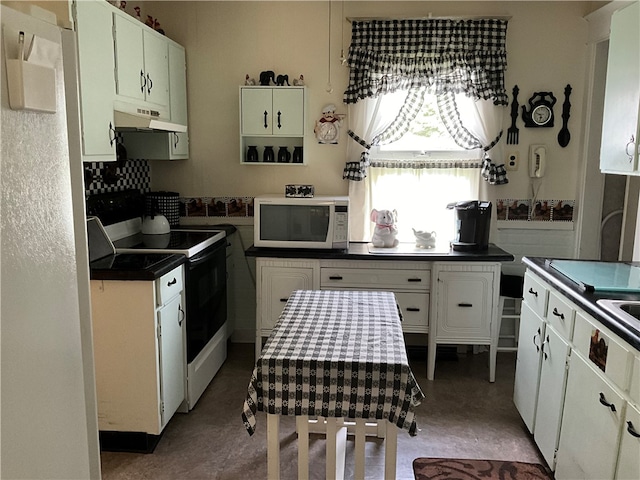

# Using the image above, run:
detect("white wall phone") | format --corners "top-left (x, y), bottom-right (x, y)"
top-left (529, 144), bottom-right (547, 177)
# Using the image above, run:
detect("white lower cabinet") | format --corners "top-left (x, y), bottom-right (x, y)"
top-left (555, 352), bottom-right (624, 480)
top-left (90, 266), bottom-right (185, 435)
top-left (617, 402), bottom-right (640, 480)
top-left (516, 268), bottom-right (640, 478)
top-left (255, 258), bottom-right (320, 358)
top-left (319, 261), bottom-right (430, 335)
top-left (533, 324), bottom-right (570, 469)
top-left (513, 302), bottom-right (546, 433)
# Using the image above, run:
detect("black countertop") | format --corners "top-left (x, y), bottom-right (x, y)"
top-left (245, 242), bottom-right (514, 262)
top-left (523, 257), bottom-right (640, 351)
top-left (90, 253), bottom-right (186, 281)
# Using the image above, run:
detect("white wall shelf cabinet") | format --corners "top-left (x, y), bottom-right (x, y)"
top-left (72, 0), bottom-right (117, 162)
top-left (90, 266), bottom-right (185, 435)
top-left (600, 1), bottom-right (640, 174)
top-left (113, 12), bottom-right (170, 113)
top-left (239, 86), bottom-right (306, 165)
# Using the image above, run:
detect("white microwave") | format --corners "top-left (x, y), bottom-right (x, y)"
top-left (254, 195), bottom-right (349, 249)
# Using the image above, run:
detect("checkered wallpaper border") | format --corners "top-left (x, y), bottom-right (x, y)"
top-left (84, 159), bottom-right (151, 196)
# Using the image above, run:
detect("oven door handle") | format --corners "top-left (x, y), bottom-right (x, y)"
top-left (189, 242), bottom-right (225, 267)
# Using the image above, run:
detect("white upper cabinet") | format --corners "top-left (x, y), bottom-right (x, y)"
top-left (241, 87), bottom-right (304, 136)
top-left (168, 43), bottom-right (188, 157)
top-left (73, 0), bottom-right (116, 161)
top-left (600, 1), bottom-right (640, 174)
top-left (113, 13), bottom-right (170, 113)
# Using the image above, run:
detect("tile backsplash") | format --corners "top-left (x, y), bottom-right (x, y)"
top-left (84, 160), bottom-right (254, 219)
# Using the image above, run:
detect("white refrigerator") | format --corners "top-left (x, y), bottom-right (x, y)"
top-left (1, 5), bottom-right (100, 479)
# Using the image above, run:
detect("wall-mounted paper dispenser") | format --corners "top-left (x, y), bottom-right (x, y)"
top-left (4, 28), bottom-right (58, 113)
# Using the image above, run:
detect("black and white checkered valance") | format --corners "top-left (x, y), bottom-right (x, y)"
top-left (343, 18), bottom-right (509, 106)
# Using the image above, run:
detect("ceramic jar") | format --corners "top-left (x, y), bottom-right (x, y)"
top-left (263, 146), bottom-right (275, 163)
top-left (246, 145), bottom-right (258, 163)
top-left (277, 147), bottom-right (291, 163)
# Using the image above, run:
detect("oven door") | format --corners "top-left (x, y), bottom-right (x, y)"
top-left (184, 239), bottom-right (227, 363)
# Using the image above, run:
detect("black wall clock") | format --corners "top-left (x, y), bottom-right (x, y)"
top-left (522, 92), bottom-right (557, 128)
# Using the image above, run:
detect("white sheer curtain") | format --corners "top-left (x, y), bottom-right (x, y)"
top-left (351, 164), bottom-right (480, 243)
top-left (346, 91), bottom-right (407, 240)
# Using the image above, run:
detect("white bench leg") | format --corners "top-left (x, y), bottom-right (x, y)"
top-left (296, 416), bottom-right (309, 480)
top-left (354, 419), bottom-right (366, 479)
top-left (384, 422), bottom-right (397, 480)
top-left (325, 417), bottom-right (346, 480)
top-left (267, 414), bottom-right (280, 480)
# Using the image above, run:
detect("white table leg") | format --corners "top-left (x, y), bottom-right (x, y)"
top-left (354, 419), bottom-right (366, 480)
top-left (384, 421), bottom-right (398, 480)
top-left (427, 334), bottom-right (437, 381)
top-left (489, 342), bottom-right (497, 383)
top-left (296, 416), bottom-right (309, 480)
top-left (325, 417), bottom-right (346, 480)
top-left (267, 414), bottom-right (280, 480)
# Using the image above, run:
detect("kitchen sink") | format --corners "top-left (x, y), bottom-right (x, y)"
top-left (596, 299), bottom-right (640, 330)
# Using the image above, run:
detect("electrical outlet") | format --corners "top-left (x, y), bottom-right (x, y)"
top-left (506, 152), bottom-right (519, 171)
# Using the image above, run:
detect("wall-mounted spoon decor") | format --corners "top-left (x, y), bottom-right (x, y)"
top-left (558, 84), bottom-right (572, 147)
top-left (507, 85), bottom-right (520, 144)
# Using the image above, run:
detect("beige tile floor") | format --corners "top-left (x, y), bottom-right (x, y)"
top-left (100, 343), bottom-right (544, 479)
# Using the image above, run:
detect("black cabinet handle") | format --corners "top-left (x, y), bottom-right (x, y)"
top-left (167, 278), bottom-right (177, 286)
top-left (627, 421), bottom-right (640, 438)
top-left (147, 73), bottom-right (153, 94)
top-left (140, 69), bottom-right (146, 93)
top-left (263, 111), bottom-right (268, 129)
top-left (407, 278), bottom-right (422, 282)
top-left (406, 307), bottom-right (420, 312)
top-left (598, 392), bottom-right (617, 412)
top-left (329, 275), bottom-right (343, 280)
top-left (533, 327), bottom-right (541, 352)
top-left (108, 122), bottom-right (116, 146)
top-left (458, 303), bottom-right (473, 307)
top-left (542, 335), bottom-right (549, 360)
top-left (178, 304), bottom-right (185, 326)
top-left (280, 298), bottom-right (288, 302)
top-left (173, 132), bottom-right (179, 148)
top-left (277, 111), bottom-right (282, 129)
top-left (552, 307), bottom-right (565, 320)
top-left (528, 287), bottom-right (538, 297)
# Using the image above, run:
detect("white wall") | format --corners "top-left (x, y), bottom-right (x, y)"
top-left (144, 1), bottom-right (600, 203)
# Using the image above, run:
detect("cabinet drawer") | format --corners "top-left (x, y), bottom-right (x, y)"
top-left (320, 268), bottom-right (429, 290)
top-left (396, 292), bottom-right (429, 329)
top-left (546, 290), bottom-right (575, 340)
top-left (573, 311), bottom-right (631, 393)
top-left (523, 272), bottom-right (549, 317)
top-left (156, 267), bottom-right (183, 306)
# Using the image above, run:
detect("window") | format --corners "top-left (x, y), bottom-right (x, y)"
top-left (355, 92), bottom-right (481, 244)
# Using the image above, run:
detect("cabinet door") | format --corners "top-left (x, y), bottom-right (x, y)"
top-left (617, 402), bottom-right (640, 480)
top-left (435, 271), bottom-right (492, 341)
top-left (158, 294), bottom-right (185, 427)
top-left (261, 266), bottom-right (315, 331)
top-left (272, 88), bottom-right (304, 136)
top-left (514, 302), bottom-right (545, 433)
top-left (241, 88), bottom-right (273, 135)
top-left (555, 353), bottom-right (624, 480)
top-left (534, 325), bottom-right (570, 470)
top-left (113, 13), bottom-right (145, 102)
top-left (142, 30), bottom-right (170, 109)
top-left (600, 1), bottom-right (640, 173)
top-left (168, 43), bottom-right (188, 157)
top-left (74, 0), bottom-right (116, 160)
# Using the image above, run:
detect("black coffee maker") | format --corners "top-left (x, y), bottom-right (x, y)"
top-left (447, 200), bottom-right (492, 251)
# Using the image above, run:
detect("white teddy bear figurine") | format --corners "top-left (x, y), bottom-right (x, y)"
top-left (371, 209), bottom-right (399, 248)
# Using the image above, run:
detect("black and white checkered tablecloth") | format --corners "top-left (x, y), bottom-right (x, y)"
top-left (242, 290), bottom-right (424, 436)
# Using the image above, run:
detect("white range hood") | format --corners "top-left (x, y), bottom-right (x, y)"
top-left (113, 100), bottom-right (187, 133)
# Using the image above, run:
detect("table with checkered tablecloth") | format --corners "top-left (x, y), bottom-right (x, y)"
top-left (242, 289), bottom-right (424, 479)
